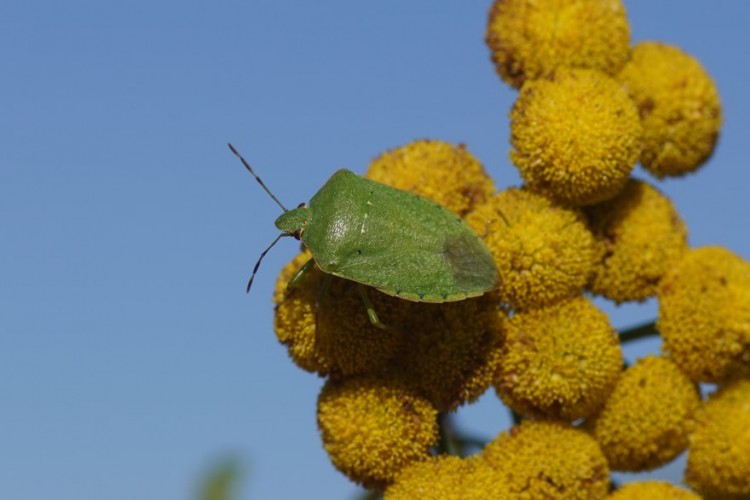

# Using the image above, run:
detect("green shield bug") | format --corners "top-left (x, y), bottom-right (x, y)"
top-left (229, 143), bottom-right (499, 327)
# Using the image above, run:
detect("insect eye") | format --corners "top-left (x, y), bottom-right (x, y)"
top-left (297, 202), bottom-right (306, 208)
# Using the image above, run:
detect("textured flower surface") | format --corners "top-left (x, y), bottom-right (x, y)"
top-left (586, 356), bottom-right (700, 471)
top-left (366, 139), bottom-right (495, 217)
top-left (317, 377), bottom-right (439, 489)
top-left (619, 41), bottom-right (722, 178)
top-left (384, 455), bottom-right (508, 500)
top-left (586, 179), bottom-right (688, 303)
top-left (389, 292), bottom-right (506, 411)
top-left (495, 296), bottom-right (623, 420)
top-left (685, 378), bottom-right (750, 499)
top-left (466, 187), bottom-right (597, 309)
top-left (275, 250), bottom-right (506, 409)
top-left (262, 3), bottom-right (743, 497)
top-left (274, 251), bottom-right (406, 377)
top-left (481, 420), bottom-right (610, 499)
top-left (486, 0), bottom-right (630, 87)
top-left (510, 68), bottom-right (642, 206)
top-left (658, 246), bottom-right (750, 382)
top-left (607, 481), bottom-right (700, 499)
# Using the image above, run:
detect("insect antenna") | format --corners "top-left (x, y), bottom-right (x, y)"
top-left (247, 233), bottom-right (289, 293)
top-left (228, 143), bottom-right (288, 212)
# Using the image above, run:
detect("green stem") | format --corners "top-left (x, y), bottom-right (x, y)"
top-left (355, 490), bottom-right (382, 500)
top-left (435, 413), bottom-right (488, 456)
top-left (436, 412), bottom-right (460, 456)
top-left (510, 409), bottom-right (523, 425)
top-left (618, 319), bottom-right (658, 343)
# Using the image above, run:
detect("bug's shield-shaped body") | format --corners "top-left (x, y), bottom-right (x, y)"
top-left (301, 170), bottom-right (498, 302)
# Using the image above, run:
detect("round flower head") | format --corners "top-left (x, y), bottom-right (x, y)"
top-left (385, 455), bottom-right (508, 500)
top-left (607, 481), bottom-right (700, 500)
top-left (618, 42), bottom-right (722, 178)
top-left (274, 251), bottom-right (405, 377)
top-left (586, 179), bottom-right (689, 303)
top-left (481, 420), bottom-right (610, 499)
top-left (658, 246), bottom-right (750, 382)
top-left (317, 377), bottom-right (439, 489)
top-left (275, 253), bottom-right (505, 402)
top-left (485, 0), bottom-right (631, 88)
top-left (390, 292), bottom-right (506, 411)
top-left (586, 356), bottom-right (700, 472)
top-left (365, 139), bottom-right (496, 216)
top-left (685, 379), bottom-right (750, 498)
top-left (465, 187), bottom-right (597, 310)
top-left (494, 296), bottom-right (623, 420)
top-left (510, 68), bottom-right (642, 206)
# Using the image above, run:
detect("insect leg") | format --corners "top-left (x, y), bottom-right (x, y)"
top-left (357, 284), bottom-right (387, 329)
top-left (315, 273), bottom-right (333, 310)
top-left (314, 273), bottom-right (334, 339)
top-left (287, 257), bottom-right (316, 290)
top-left (495, 206), bottom-right (512, 227)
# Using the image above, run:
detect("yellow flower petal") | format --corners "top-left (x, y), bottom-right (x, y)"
top-left (486, 0), bottom-right (631, 88)
top-left (273, 251), bottom-right (406, 377)
top-left (390, 292), bottom-right (506, 411)
top-left (685, 379), bottom-right (750, 499)
top-left (366, 139), bottom-right (495, 216)
top-left (658, 246), bottom-right (750, 382)
top-left (586, 179), bottom-right (688, 303)
top-left (607, 481), bottom-right (700, 500)
top-left (510, 68), bottom-right (642, 206)
top-left (385, 456), bottom-right (508, 500)
top-left (466, 187), bottom-right (597, 309)
top-left (586, 356), bottom-right (700, 471)
top-left (481, 420), bottom-right (610, 499)
top-left (317, 377), bottom-right (439, 489)
top-left (495, 296), bottom-right (623, 420)
top-left (619, 42), bottom-right (722, 178)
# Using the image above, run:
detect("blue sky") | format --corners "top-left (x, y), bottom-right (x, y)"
top-left (1, 1), bottom-right (748, 498)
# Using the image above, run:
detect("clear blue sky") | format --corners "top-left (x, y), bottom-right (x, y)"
top-left (2, 1), bottom-right (748, 498)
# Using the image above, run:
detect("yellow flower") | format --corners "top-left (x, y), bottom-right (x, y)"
top-left (390, 292), bottom-right (506, 411)
top-left (465, 188), bottom-right (597, 310)
top-left (510, 68), bottom-right (642, 206)
top-left (273, 251), bottom-right (406, 377)
top-left (586, 179), bottom-right (689, 303)
top-left (618, 42), bottom-right (722, 178)
top-left (607, 481), bottom-right (700, 499)
top-left (366, 139), bottom-right (496, 217)
top-left (275, 253), bottom-right (505, 409)
top-left (685, 379), bottom-right (750, 499)
top-left (495, 296), bottom-right (623, 420)
top-left (385, 455), bottom-right (509, 500)
top-left (485, 0), bottom-right (631, 88)
top-left (658, 246), bottom-right (750, 382)
top-left (586, 356), bottom-right (700, 471)
top-left (481, 420), bottom-right (610, 499)
top-left (317, 377), bottom-right (439, 489)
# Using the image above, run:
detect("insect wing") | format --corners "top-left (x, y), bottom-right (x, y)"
top-left (303, 171), bottom-right (498, 302)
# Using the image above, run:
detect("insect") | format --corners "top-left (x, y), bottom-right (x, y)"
top-left (229, 143), bottom-right (499, 327)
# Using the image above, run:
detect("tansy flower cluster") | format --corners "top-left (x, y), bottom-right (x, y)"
top-left (264, 0), bottom-right (748, 498)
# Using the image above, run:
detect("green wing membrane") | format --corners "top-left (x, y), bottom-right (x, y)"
top-left (302, 170), bottom-right (498, 302)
